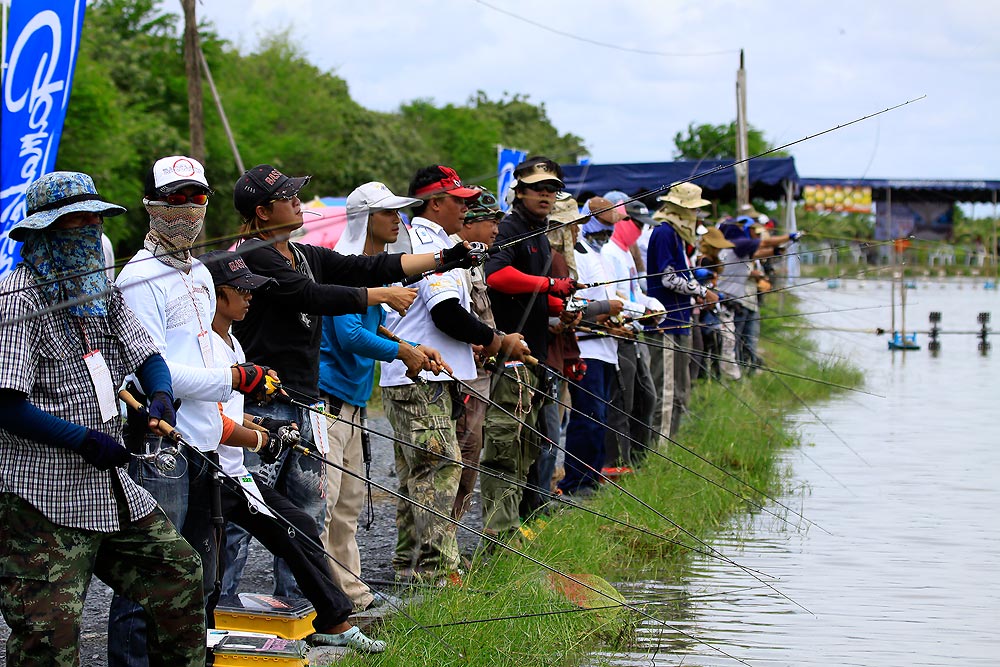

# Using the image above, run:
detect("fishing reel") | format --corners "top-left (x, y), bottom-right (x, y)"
top-left (564, 295), bottom-right (589, 314)
top-left (132, 435), bottom-right (183, 475)
top-left (275, 425), bottom-right (301, 448)
top-left (467, 241), bottom-right (490, 267)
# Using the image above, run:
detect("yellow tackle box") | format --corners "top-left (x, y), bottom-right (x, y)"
top-left (215, 594), bottom-right (316, 640)
top-left (208, 630), bottom-right (308, 666)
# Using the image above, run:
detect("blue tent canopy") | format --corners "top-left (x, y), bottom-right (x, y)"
top-left (560, 157), bottom-right (799, 202)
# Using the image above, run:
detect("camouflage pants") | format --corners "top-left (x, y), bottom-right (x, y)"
top-left (480, 365), bottom-right (540, 535)
top-left (383, 382), bottom-right (461, 576)
top-left (0, 493), bottom-right (205, 667)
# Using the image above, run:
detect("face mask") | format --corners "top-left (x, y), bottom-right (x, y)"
top-left (20, 224), bottom-right (109, 317)
top-left (144, 200), bottom-right (207, 271)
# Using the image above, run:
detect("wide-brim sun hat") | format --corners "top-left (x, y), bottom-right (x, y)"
top-left (8, 171), bottom-right (126, 241)
top-left (657, 182), bottom-right (711, 209)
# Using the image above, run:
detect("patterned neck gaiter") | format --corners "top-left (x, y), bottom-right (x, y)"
top-left (144, 200), bottom-right (207, 271)
top-left (20, 224), bottom-right (109, 317)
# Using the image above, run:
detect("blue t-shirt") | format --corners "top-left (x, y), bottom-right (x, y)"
top-left (318, 306), bottom-right (399, 407)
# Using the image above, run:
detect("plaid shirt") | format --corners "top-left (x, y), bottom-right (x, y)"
top-left (0, 266), bottom-right (160, 532)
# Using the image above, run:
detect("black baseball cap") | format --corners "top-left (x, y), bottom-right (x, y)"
top-left (199, 250), bottom-right (276, 291)
top-left (233, 164), bottom-right (311, 219)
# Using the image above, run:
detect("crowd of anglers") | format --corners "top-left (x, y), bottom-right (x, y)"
top-left (0, 154), bottom-right (802, 666)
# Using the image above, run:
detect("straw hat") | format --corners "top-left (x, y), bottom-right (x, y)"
top-left (657, 182), bottom-right (710, 209)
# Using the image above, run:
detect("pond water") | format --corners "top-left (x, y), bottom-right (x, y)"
top-left (597, 278), bottom-right (999, 667)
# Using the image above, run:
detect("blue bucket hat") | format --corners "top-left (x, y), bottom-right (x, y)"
top-left (8, 171), bottom-right (126, 241)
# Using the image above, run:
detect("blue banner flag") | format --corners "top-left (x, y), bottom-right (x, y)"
top-left (497, 146), bottom-right (527, 212)
top-left (1, 0), bottom-right (87, 277)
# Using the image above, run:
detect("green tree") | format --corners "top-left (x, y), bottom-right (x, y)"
top-left (673, 121), bottom-right (787, 161)
top-left (56, 0), bottom-right (588, 258)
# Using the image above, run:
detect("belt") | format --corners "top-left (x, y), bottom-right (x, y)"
top-left (320, 393), bottom-right (344, 418)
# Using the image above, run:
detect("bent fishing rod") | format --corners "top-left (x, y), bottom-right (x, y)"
top-left (275, 391), bottom-right (699, 554)
top-left (116, 391), bottom-right (466, 658)
top-left (290, 434), bottom-right (754, 667)
top-left (491, 96), bottom-right (926, 253)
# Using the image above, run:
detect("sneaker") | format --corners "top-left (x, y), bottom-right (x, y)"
top-left (308, 626), bottom-right (386, 653)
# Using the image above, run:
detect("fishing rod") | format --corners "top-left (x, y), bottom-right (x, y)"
top-left (276, 390), bottom-right (704, 556)
top-left (492, 96), bottom-right (926, 253)
top-left (578, 321), bottom-right (883, 398)
top-left (116, 390), bottom-right (464, 658)
top-left (289, 434), bottom-right (755, 667)
top-left (578, 238), bottom-right (897, 293)
top-left (526, 347), bottom-right (830, 532)
top-left (488, 360), bottom-right (813, 615)
top-left (380, 332), bottom-right (787, 582)
top-left (421, 584), bottom-right (768, 630)
top-left (643, 263), bottom-right (898, 331)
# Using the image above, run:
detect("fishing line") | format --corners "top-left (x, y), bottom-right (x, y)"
top-left (492, 96), bottom-right (927, 254)
top-left (275, 389), bottom-right (705, 557)
top-left (291, 434), bottom-right (756, 667)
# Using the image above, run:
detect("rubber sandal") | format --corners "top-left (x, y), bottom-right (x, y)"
top-left (308, 626), bottom-right (387, 653)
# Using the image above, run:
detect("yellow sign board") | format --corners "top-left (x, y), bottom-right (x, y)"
top-left (803, 185), bottom-right (873, 213)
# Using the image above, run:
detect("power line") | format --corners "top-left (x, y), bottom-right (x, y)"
top-left (470, 0), bottom-right (738, 57)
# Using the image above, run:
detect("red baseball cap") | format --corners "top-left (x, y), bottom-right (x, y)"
top-left (412, 166), bottom-right (481, 200)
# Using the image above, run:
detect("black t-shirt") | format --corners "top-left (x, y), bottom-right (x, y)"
top-left (484, 207), bottom-right (554, 363)
top-left (233, 238), bottom-right (405, 398)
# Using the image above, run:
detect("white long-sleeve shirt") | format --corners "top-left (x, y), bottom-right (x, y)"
top-left (118, 250), bottom-right (234, 450)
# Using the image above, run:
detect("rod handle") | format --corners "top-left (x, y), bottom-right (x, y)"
top-left (118, 389), bottom-right (180, 441)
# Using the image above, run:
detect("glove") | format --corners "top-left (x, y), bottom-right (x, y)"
top-left (259, 425), bottom-right (300, 465)
top-left (148, 391), bottom-right (176, 428)
top-left (78, 429), bottom-right (131, 470)
top-left (547, 277), bottom-right (577, 298)
top-left (563, 358), bottom-right (588, 382)
top-left (233, 363), bottom-right (279, 403)
top-left (437, 242), bottom-right (482, 270)
top-left (254, 416), bottom-right (296, 432)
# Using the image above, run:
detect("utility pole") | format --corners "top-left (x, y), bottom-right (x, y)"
top-left (734, 49), bottom-right (750, 211)
top-left (181, 0), bottom-right (205, 165)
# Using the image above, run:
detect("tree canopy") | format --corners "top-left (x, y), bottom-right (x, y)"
top-left (673, 121), bottom-right (788, 161)
top-left (56, 0), bottom-right (587, 256)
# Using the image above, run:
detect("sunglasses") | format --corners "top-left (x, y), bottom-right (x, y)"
top-left (267, 194), bottom-right (299, 204)
top-left (222, 285), bottom-right (252, 297)
top-left (525, 183), bottom-right (561, 194)
top-left (159, 192), bottom-right (210, 206)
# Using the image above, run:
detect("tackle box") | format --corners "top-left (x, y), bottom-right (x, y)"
top-left (207, 629), bottom-right (309, 666)
top-left (215, 593), bottom-right (317, 640)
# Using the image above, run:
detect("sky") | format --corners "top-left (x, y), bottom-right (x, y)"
top-left (196, 0), bottom-right (1000, 184)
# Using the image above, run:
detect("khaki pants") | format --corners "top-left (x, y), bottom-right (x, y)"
top-left (319, 402), bottom-right (372, 610)
top-left (660, 333), bottom-right (691, 438)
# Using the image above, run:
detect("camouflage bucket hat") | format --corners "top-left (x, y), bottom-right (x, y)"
top-left (8, 171), bottom-right (126, 241)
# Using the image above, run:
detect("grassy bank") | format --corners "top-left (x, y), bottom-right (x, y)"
top-left (331, 296), bottom-right (862, 667)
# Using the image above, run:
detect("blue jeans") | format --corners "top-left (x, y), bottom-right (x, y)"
top-left (558, 360), bottom-right (612, 493)
top-left (108, 446), bottom-right (218, 667)
top-left (222, 401), bottom-right (326, 598)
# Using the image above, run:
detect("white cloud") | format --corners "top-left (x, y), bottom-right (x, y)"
top-left (196, 0), bottom-right (1000, 180)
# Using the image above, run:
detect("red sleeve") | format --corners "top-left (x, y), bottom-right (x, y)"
top-left (547, 295), bottom-right (564, 315)
top-left (486, 265), bottom-right (549, 295)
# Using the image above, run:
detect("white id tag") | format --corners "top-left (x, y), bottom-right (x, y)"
top-left (309, 402), bottom-right (330, 455)
top-left (83, 350), bottom-right (118, 423)
top-left (238, 474), bottom-right (275, 518)
top-left (197, 330), bottom-right (213, 367)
